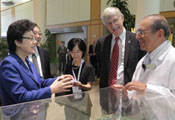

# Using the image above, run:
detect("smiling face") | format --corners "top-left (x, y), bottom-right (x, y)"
top-left (105, 15), bottom-right (124, 37)
top-left (70, 45), bottom-right (83, 62)
top-left (15, 30), bottom-right (37, 57)
top-left (136, 17), bottom-right (164, 53)
top-left (33, 26), bottom-right (42, 46)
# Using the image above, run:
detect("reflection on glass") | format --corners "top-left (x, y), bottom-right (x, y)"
top-left (0, 87), bottom-right (175, 120)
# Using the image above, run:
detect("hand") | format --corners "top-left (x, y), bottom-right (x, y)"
top-left (124, 80), bottom-right (146, 92)
top-left (112, 84), bottom-right (124, 89)
top-left (28, 103), bottom-right (41, 114)
top-left (50, 75), bottom-right (73, 94)
top-left (73, 81), bottom-right (81, 87)
top-left (112, 84), bottom-right (128, 97)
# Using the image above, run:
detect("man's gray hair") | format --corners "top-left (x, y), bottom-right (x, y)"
top-left (102, 7), bottom-right (123, 25)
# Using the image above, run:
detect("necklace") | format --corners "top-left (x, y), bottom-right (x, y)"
top-left (72, 65), bottom-right (80, 70)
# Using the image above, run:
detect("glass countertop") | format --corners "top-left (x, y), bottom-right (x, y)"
top-left (0, 87), bottom-right (175, 120)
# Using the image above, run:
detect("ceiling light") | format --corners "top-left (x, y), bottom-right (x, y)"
top-left (1, 0), bottom-right (15, 6)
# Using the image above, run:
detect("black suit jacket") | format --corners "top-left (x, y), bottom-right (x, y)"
top-left (96, 31), bottom-right (145, 88)
top-left (89, 44), bottom-right (94, 55)
top-left (38, 47), bottom-right (51, 79)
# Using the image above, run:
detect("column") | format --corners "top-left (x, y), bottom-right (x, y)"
top-left (86, 0), bottom-right (103, 61)
top-left (135, 0), bottom-right (160, 29)
top-left (33, 0), bottom-right (46, 44)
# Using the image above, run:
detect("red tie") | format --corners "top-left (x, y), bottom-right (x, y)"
top-left (108, 37), bottom-right (119, 86)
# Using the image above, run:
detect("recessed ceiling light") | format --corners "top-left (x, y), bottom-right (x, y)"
top-left (1, 0), bottom-right (15, 6)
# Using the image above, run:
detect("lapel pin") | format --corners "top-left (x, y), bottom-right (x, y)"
top-left (128, 40), bottom-right (131, 43)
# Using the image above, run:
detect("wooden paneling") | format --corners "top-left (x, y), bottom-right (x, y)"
top-left (86, 25), bottom-right (91, 61)
top-left (11, 7), bottom-right (15, 21)
top-left (160, 11), bottom-right (175, 18)
top-left (90, 24), bottom-right (100, 42)
top-left (91, 0), bottom-right (101, 20)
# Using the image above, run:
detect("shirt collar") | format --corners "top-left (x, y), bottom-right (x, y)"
top-left (149, 40), bottom-right (169, 62)
top-left (112, 27), bottom-right (126, 42)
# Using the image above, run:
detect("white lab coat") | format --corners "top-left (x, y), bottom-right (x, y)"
top-left (132, 40), bottom-right (175, 96)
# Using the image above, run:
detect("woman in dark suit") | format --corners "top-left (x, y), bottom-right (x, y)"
top-left (0, 19), bottom-right (73, 106)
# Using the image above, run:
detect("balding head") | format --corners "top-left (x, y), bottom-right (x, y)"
top-left (143, 14), bottom-right (170, 39)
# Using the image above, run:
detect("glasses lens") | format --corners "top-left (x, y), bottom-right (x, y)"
top-left (34, 31), bottom-right (42, 36)
top-left (71, 51), bottom-right (82, 54)
top-left (136, 30), bottom-right (143, 35)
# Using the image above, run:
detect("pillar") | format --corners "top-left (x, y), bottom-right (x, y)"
top-left (135, 0), bottom-right (160, 29)
top-left (33, 0), bottom-right (46, 44)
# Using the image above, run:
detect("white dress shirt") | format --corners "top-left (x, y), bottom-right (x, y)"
top-left (111, 28), bottom-right (126, 85)
top-left (132, 40), bottom-right (175, 96)
top-left (29, 47), bottom-right (43, 77)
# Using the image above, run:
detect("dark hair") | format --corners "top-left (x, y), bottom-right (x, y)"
top-left (7, 19), bottom-right (34, 53)
top-left (145, 14), bottom-right (170, 39)
top-left (67, 38), bottom-right (86, 57)
top-left (31, 22), bottom-right (40, 30)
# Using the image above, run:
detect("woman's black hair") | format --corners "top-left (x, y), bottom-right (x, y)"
top-left (7, 19), bottom-right (34, 53)
top-left (67, 38), bottom-right (86, 57)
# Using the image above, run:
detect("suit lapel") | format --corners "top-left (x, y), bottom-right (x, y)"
top-left (37, 47), bottom-right (44, 72)
top-left (23, 58), bottom-right (40, 86)
top-left (124, 31), bottom-right (132, 69)
top-left (103, 34), bottom-right (112, 70)
top-left (10, 53), bottom-right (40, 86)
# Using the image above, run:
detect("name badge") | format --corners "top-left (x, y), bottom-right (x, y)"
top-left (146, 64), bottom-right (156, 69)
top-left (72, 86), bottom-right (82, 99)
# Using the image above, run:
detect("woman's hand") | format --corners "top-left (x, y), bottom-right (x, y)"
top-left (73, 81), bottom-right (82, 86)
top-left (73, 82), bottom-right (92, 91)
top-left (50, 75), bottom-right (74, 94)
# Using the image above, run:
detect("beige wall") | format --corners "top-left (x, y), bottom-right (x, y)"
top-left (1, 9), bottom-right (11, 36)
top-left (101, 0), bottom-right (175, 16)
top-left (15, 2), bottom-right (33, 21)
top-left (101, 0), bottom-right (110, 18)
top-left (47, 0), bottom-right (90, 25)
top-left (160, 0), bottom-right (175, 12)
top-left (1, 1), bottom-right (33, 37)
top-left (1, 0), bottom-right (175, 36)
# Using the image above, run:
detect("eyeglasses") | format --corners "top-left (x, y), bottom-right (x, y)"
top-left (70, 51), bottom-right (82, 54)
top-left (135, 29), bottom-right (152, 36)
top-left (106, 17), bottom-right (121, 26)
top-left (33, 31), bottom-right (42, 36)
top-left (22, 37), bottom-right (38, 42)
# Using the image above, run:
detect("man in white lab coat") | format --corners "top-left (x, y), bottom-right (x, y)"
top-left (125, 14), bottom-right (175, 96)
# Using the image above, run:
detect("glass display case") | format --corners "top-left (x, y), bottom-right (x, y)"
top-left (0, 87), bottom-right (175, 120)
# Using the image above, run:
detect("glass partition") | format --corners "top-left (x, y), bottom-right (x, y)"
top-left (0, 87), bottom-right (175, 120)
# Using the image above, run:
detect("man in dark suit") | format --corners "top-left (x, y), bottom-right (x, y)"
top-left (96, 7), bottom-right (145, 114)
top-left (31, 23), bottom-right (51, 79)
top-left (89, 40), bottom-right (97, 76)
top-left (57, 41), bottom-right (67, 74)
top-left (30, 23), bottom-right (52, 119)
